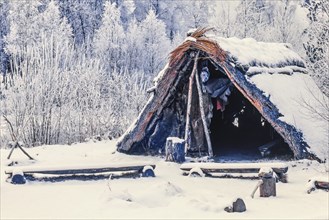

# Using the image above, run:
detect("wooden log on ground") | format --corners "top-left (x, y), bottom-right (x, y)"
top-left (5, 163), bottom-right (156, 176)
top-left (315, 181), bottom-right (329, 190)
top-left (166, 137), bottom-right (185, 163)
top-left (180, 162), bottom-right (288, 174)
top-left (195, 67), bottom-right (213, 157)
top-left (307, 177), bottom-right (329, 193)
top-left (184, 52), bottom-right (199, 154)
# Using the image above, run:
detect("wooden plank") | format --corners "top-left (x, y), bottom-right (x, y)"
top-left (180, 162), bottom-right (288, 174)
top-left (5, 163), bottom-right (156, 175)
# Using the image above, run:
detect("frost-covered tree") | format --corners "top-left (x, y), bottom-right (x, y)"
top-left (131, 0), bottom-right (211, 40)
top-left (5, 0), bottom-right (42, 57)
top-left (140, 9), bottom-right (170, 76)
top-left (273, 0), bottom-right (298, 43)
top-left (234, 0), bottom-right (274, 39)
top-left (109, 0), bottom-right (135, 28)
top-left (158, 2), bottom-right (194, 40)
top-left (183, 0), bottom-right (213, 29)
top-left (0, 0), bottom-right (9, 77)
top-left (94, 2), bottom-right (126, 71)
top-left (210, 1), bottom-right (237, 37)
top-left (125, 18), bottom-right (143, 72)
top-left (303, 0), bottom-right (329, 96)
top-left (39, 1), bottom-right (73, 48)
top-left (57, 0), bottom-right (105, 46)
top-left (133, 0), bottom-right (159, 22)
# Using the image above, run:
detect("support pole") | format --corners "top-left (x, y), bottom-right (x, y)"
top-left (195, 65), bottom-right (213, 157)
top-left (184, 51), bottom-right (199, 154)
top-left (2, 115), bottom-right (34, 160)
top-left (7, 142), bottom-right (34, 160)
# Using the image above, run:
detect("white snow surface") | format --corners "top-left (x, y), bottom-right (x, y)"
top-left (250, 73), bottom-right (329, 160)
top-left (212, 36), bottom-right (305, 68)
top-left (1, 140), bottom-right (328, 219)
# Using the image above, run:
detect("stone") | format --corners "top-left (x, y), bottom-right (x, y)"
top-left (224, 206), bottom-right (233, 213)
top-left (232, 198), bottom-right (246, 212)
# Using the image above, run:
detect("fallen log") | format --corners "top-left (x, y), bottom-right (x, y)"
top-left (307, 177), bottom-right (329, 193)
top-left (181, 162), bottom-right (288, 182)
top-left (5, 163), bottom-right (156, 175)
top-left (315, 181), bottom-right (329, 190)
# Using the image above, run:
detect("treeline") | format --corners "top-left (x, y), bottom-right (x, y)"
top-left (0, 0), bottom-right (327, 147)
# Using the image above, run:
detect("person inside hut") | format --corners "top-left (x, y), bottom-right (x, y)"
top-left (200, 62), bottom-right (233, 112)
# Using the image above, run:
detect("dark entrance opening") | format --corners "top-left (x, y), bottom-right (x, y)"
top-left (201, 62), bottom-right (293, 160)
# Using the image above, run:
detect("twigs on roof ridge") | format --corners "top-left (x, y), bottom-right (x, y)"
top-left (169, 27), bottom-right (226, 68)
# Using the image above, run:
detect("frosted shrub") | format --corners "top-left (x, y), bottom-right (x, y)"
top-left (0, 35), bottom-right (149, 147)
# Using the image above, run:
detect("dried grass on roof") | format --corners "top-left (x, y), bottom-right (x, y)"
top-left (169, 27), bottom-right (226, 67)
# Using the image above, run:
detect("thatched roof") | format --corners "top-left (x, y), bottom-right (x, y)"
top-left (117, 28), bottom-right (328, 162)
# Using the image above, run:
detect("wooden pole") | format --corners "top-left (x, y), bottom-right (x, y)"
top-left (2, 115), bottom-right (34, 160)
top-left (184, 51), bottom-right (199, 154)
top-left (195, 66), bottom-right (213, 157)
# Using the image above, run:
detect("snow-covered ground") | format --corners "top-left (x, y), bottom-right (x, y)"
top-left (1, 140), bottom-right (328, 219)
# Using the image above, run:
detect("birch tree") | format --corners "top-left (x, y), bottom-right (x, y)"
top-left (0, 0), bottom-right (9, 77)
top-left (303, 0), bottom-right (329, 96)
top-left (140, 9), bottom-right (170, 76)
top-left (94, 2), bottom-right (126, 71)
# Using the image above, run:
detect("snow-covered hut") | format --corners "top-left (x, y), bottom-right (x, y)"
top-left (117, 28), bottom-right (328, 162)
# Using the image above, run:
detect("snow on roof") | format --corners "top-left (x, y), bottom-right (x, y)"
top-left (211, 36), bottom-right (306, 69)
top-left (249, 73), bottom-right (328, 161)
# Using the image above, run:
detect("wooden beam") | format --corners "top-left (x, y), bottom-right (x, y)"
top-left (195, 66), bottom-right (213, 157)
top-left (5, 164), bottom-right (156, 175)
top-left (184, 51), bottom-right (199, 154)
top-left (180, 162), bottom-right (288, 174)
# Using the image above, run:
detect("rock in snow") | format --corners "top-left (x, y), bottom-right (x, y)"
top-left (225, 198), bottom-right (247, 213)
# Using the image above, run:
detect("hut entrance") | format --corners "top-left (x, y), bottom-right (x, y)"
top-left (200, 62), bottom-right (293, 160)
